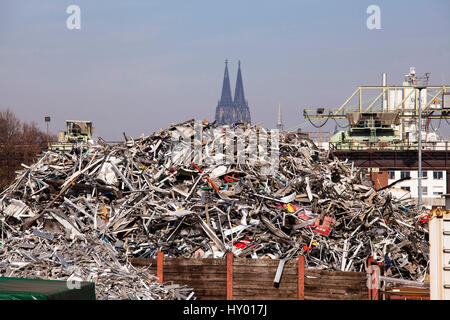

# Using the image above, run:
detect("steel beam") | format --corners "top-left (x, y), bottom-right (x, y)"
top-left (331, 150), bottom-right (450, 170)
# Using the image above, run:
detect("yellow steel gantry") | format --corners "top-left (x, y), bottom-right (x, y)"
top-left (304, 85), bottom-right (450, 120)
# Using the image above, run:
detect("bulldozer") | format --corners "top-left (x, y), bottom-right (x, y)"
top-left (48, 120), bottom-right (94, 151)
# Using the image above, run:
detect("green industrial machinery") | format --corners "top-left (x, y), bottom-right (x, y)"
top-left (303, 69), bottom-right (450, 151)
top-left (48, 120), bottom-right (93, 151)
top-left (330, 111), bottom-right (404, 150)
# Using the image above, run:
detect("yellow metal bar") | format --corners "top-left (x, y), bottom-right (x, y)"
top-left (364, 88), bottom-right (386, 112)
top-left (423, 88), bottom-right (444, 111)
top-left (359, 87), bottom-right (362, 112)
top-left (426, 86), bottom-right (449, 89)
top-left (359, 86), bottom-right (449, 89)
top-left (334, 87), bottom-right (360, 115)
top-left (387, 86), bottom-right (390, 111)
top-left (305, 113), bottom-right (450, 119)
top-left (394, 88), bottom-right (415, 110)
top-left (415, 89), bottom-right (418, 113)
top-left (304, 114), bottom-right (346, 119)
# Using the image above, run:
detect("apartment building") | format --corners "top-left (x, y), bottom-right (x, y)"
top-left (388, 169), bottom-right (446, 208)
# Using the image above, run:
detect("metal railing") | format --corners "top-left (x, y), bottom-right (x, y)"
top-left (330, 140), bottom-right (450, 151)
top-left (304, 85), bottom-right (450, 119)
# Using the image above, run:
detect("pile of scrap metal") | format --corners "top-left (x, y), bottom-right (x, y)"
top-left (0, 232), bottom-right (194, 300)
top-left (0, 119), bottom-right (429, 290)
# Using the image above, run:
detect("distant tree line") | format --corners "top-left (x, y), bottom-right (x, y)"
top-left (0, 109), bottom-right (55, 191)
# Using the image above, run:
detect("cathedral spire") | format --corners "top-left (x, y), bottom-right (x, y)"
top-left (219, 59), bottom-right (233, 106)
top-left (233, 60), bottom-right (246, 106)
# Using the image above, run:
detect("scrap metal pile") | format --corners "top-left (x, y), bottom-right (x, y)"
top-left (0, 232), bottom-right (194, 300)
top-left (0, 119), bottom-right (429, 288)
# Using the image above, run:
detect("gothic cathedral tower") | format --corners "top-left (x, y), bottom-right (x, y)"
top-left (215, 60), bottom-right (251, 125)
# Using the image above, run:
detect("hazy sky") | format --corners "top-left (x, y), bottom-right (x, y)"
top-left (1, 0), bottom-right (449, 140)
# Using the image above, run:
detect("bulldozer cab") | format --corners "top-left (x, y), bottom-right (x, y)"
top-left (66, 120), bottom-right (93, 142)
top-left (49, 120), bottom-right (94, 151)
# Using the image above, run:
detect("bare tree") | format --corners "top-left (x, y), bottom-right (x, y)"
top-left (0, 109), bottom-right (52, 190)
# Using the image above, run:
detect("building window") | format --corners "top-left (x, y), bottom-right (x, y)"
top-left (401, 186), bottom-right (411, 192)
top-left (422, 186), bottom-right (428, 196)
top-left (388, 171), bottom-right (395, 180)
top-left (400, 171), bottom-right (410, 179)
top-left (422, 171), bottom-right (428, 178)
top-left (433, 186), bottom-right (443, 196)
top-left (433, 171), bottom-right (443, 180)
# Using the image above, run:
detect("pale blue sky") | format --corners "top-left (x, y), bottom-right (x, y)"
top-left (1, 0), bottom-right (449, 139)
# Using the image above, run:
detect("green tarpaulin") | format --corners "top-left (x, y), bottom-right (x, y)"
top-left (0, 277), bottom-right (96, 300)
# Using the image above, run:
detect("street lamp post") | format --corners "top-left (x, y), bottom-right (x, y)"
top-left (44, 116), bottom-right (51, 149)
top-left (411, 73), bottom-right (430, 212)
top-left (418, 88), bottom-right (423, 211)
